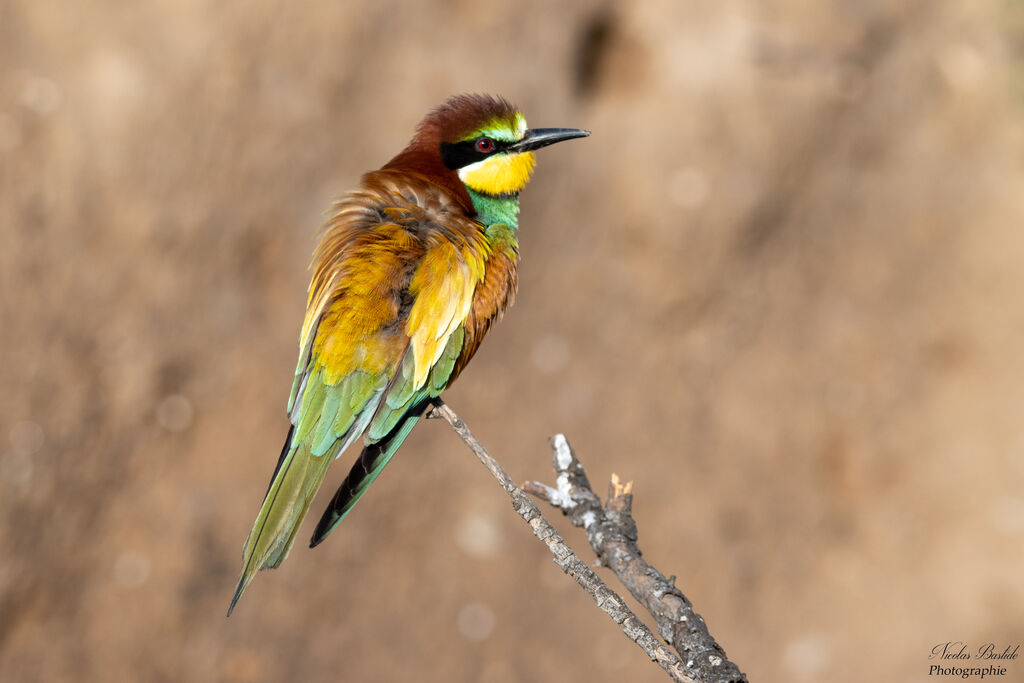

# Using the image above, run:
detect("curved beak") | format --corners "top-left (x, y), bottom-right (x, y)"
top-left (510, 128), bottom-right (590, 153)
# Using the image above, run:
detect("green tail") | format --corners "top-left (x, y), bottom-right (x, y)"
top-left (228, 434), bottom-right (336, 616)
top-left (229, 330), bottom-right (461, 615)
top-left (309, 400), bottom-right (428, 547)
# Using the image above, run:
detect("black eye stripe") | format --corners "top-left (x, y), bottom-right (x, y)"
top-left (440, 137), bottom-right (512, 170)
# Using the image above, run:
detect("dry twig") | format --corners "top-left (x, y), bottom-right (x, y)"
top-left (425, 398), bottom-right (746, 683)
top-left (525, 436), bottom-right (746, 682)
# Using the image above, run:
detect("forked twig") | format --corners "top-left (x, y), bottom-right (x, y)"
top-left (525, 436), bottom-right (746, 682)
top-left (425, 398), bottom-right (746, 682)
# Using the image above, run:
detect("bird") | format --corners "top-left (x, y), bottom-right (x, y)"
top-left (228, 94), bottom-right (588, 616)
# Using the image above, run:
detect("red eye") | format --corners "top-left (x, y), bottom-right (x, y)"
top-left (475, 137), bottom-right (494, 153)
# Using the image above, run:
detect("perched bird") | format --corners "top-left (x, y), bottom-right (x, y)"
top-left (228, 94), bottom-right (588, 615)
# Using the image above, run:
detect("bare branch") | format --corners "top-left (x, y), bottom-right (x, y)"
top-left (525, 435), bottom-right (747, 683)
top-left (425, 399), bottom-right (697, 683)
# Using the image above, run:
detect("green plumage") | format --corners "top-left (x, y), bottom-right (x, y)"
top-left (228, 332), bottom-right (465, 617)
top-left (312, 328), bottom-right (467, 545)
top-left (228, 363), bottom-right (386, 616)
top-left (309, 408), bottom-right (424, 547)
top-left (228, 439), bottom-right (334, 615)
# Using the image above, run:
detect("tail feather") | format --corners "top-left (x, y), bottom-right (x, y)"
top-left (229, 418), bottom-right (369, 616)
top-left (309, 400), bottom-right (427, 548)
top-left (228, 437), bottom-right (334, 616)
top-left (228, 389), bottom-right (387, 617)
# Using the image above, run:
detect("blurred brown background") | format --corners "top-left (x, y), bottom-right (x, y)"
top-left (2, 1), bottom-right (1023, 681)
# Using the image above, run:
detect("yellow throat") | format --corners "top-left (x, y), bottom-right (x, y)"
top-left (457, 151), bottom-right (536, 196)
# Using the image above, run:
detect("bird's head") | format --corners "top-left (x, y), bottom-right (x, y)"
top-left (384, 94), bottom-right (589, 205)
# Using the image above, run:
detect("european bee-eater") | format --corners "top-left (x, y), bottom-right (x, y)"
top-left (228, 94), bottom-right (588, 615)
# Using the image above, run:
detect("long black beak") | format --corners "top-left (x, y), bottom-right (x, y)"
top-left (511, 128), bottom-right (590, 153)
